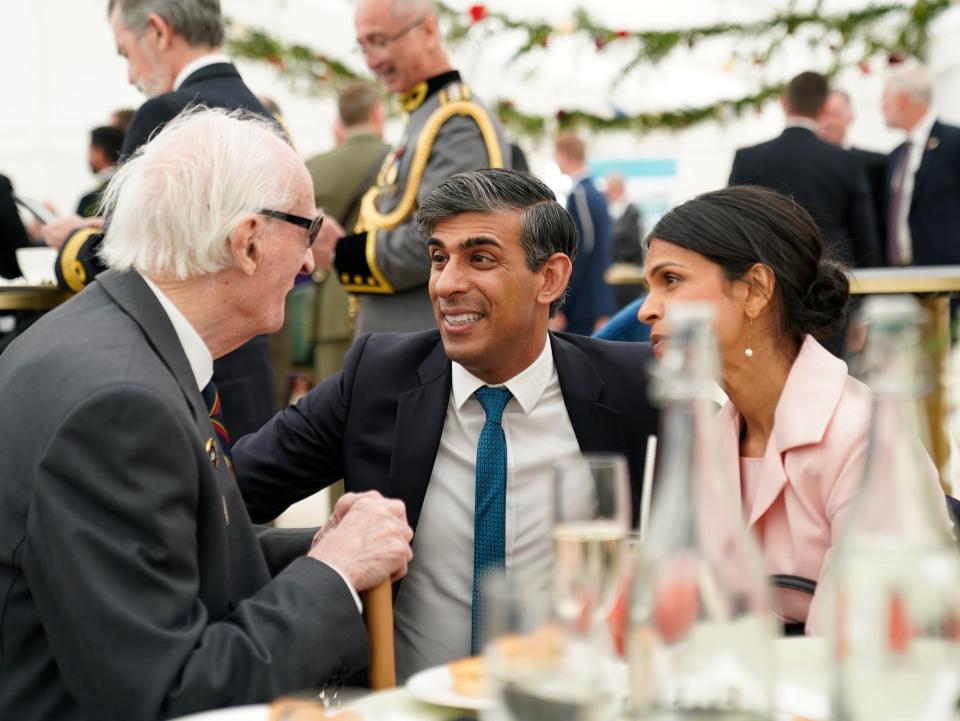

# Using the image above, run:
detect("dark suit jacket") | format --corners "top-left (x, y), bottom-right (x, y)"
top-left (233, 330), bottom-right (659, 533)
top-left (0, 270), bottom-right (366, 721)
top-left (849, 146), bottom-right (888, 249)
top-left (57, 62), bottom-right (278, 440)
top-left (565, 177), bottom-right (617, 334)
top-left (886, 120), bottom-right (960, 266)
top-left (0, 174), bottom-right (29, 279)
top-left (729, 127), bottom-right (880, 266)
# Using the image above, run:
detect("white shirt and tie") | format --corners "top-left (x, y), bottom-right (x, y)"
top-left (393, 335), bottom-right (582, 680)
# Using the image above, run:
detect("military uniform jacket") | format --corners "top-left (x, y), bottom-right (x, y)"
top-left (0, 270), bottom-right (367, 720)
top-left (333, 71), bottom-right (509, 335)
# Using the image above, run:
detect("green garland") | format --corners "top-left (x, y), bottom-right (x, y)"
top-left (224, 0), bottom-right (951, 138)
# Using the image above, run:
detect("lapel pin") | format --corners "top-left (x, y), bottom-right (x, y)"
top-left (928, 136), bottom-right (940, 151)
top-left (205, 438), bottom-right (219, 469)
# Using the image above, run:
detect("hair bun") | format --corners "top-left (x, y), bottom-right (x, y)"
top-left (793, 259), bottom-right (850, 339)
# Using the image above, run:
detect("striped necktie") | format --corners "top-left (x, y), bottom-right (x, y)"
top-left (471, 385), bottom-right (513, 654)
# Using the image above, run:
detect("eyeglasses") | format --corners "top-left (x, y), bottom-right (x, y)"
top-left (259, 209), bottom-right (324, 248)
top-left (355, 16), bottom-right (424, 54)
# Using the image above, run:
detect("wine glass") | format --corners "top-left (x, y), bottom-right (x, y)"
top-left (551, 453), bottom-right (631, 642)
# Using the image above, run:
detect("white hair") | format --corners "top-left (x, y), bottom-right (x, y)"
top-left (100, 106), bottom-right (295, 279)
top-left (887, 62), bottom-right (933, 106)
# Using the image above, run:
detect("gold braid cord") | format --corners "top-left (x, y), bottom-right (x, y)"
top-left (358, 100), bottom-right (505, 233)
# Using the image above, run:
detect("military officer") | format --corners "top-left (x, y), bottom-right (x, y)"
top-left (329, 0), bottom-right (511, 334)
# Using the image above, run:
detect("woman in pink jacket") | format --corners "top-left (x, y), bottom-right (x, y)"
top-left (636, 185), bottom-right (945, 632)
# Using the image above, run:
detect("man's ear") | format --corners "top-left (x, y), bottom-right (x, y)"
top-left (227, 214), bottom-right (263, 275)
top-left (144, 13), bottom-right (173, 50)
top-left (538, 253), bottom-right (573, 308)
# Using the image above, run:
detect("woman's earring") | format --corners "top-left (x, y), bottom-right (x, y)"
top-left (744, 316), bottom-right (754, 358)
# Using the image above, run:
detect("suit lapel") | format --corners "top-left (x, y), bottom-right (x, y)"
top-left (550, 334), bottom-right (627, 455)
top-left (387, 338), bottom-right (452, 531)
top-left (96, 270), bottom-right (204, 420)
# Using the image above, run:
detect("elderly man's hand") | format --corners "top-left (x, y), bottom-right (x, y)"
top-left (312, 213), bottom-right (344, 271)
top-left (41, 214), bottom-right (103, 249)
top-left (309, 491), bottom-right (413, 590)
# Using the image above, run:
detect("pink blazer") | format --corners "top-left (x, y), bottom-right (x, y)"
top-left (716, 335), bottom-right (943, 632)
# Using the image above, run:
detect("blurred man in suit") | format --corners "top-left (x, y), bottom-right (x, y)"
top-left (47, 0), bottom-right (280, 440)
top-left (0, 108), bottom-right (414, 721)
top-left (322, 0), bottom-right (510, 335)
top-left (77, 126), bottom-right (125, 217)
top-left (730, 71), bottom-right (880, 268)
top-left (819, 89), bottom-right (889, 245)
top-left (305, 81), bottom-right (390, 382)
top-left (882, 63), bottom-right (960, 266)
top-left (0, 174), bottom-right (29, 281)
top-left (552, 133), bottom-right (616, 334)
top-left (234, 169), bottom-right (659, 680)
top-left (605, 173), bottom-right (645, 309)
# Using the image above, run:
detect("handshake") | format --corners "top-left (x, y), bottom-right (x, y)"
top-left (308, 490), bottom-right (414, 591)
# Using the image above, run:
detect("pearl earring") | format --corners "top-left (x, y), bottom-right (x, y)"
top-left (744, 315), bottom-right (754, 358)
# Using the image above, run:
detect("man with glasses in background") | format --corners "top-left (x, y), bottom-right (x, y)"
top-left (318, 0), bottom-right (511, 335)
top-left (45, 0), bottom-right (286, 441)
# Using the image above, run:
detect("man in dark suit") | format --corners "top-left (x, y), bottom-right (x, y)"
top-left (0, 109), bottom-right (413, 721)
top-left (553, 132), bottom-right (617, 334)
top-left (234, 169), bottom-right (659, 680)
top-left (605, 173), bottom-right (646, 309)
top-left (0, 174), bottom-right (29, 280)
top-left (47, 0), bottom-right (279, 440)
top-left (882, 63), bottom-right (960, 266)
top-left (818, 89), bottom-right (889, 245)
top-left (729, 71), bottom-right (880, 267)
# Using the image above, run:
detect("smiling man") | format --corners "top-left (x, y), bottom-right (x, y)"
top-left (324, 0), bottom-right (510, 336)
top-left (233, 168), bottom-right (658, 680)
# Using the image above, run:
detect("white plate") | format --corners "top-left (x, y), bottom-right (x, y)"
top-left (405, 664), bottom-right (493, 710)
top-left (170, 704), bottom-right (268, 721)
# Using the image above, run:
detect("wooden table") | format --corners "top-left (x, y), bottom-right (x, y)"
top-left (605, 263), bottom-right (960, 489)
top-left (0, 284), bottom-right (73, 311)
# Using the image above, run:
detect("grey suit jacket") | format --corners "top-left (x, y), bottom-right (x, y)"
top-left (0, 270), bottom-right (367, 720)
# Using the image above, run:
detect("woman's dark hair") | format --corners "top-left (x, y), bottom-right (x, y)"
top-left (647, 185), bottom-right (849, 340)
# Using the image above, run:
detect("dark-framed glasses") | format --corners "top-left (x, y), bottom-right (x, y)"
top-left (259, 209), bottom-right (324, 248)
top-left (355, 16), bottom-right (424, 54)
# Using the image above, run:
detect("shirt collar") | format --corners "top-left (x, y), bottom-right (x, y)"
top-left (398, 70), bottom-right (462, 112)
top-left (173, 52), bottom-right (232, 91)
top-left (141, 275), bottom-right (214, 391)
top-left (908, 108), bottom-right (938, 147)
top-left (451, 334), bottom-right (553, 415)
top-left (569, 168), bottom-right (591, 185)
top-left (785, 117), bottom-right (820, 133)
top-left (94, 165), bottom-right (117, 184)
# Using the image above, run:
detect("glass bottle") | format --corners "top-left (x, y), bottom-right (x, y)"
top-left (629, 301), bottom-right (774, 721)
top-left (830, 295), bottom-right (960, 721)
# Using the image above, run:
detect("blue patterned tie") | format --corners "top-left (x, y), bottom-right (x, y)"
top-left (471, 385), bottom-right (513, 654)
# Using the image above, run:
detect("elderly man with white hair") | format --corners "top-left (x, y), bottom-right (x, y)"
top-left (882, 62), bottom-right (960, 266)
top-left (0, 108), bottom-right (414, 721)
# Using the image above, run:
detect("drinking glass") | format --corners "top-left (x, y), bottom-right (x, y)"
top-left (551, 453), bottom-right (631, 638)
top-left (481, 573), bottom-right (616, 721)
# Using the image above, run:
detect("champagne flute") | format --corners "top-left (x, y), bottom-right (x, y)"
top-left (551, 453), bottom-right (631, 639)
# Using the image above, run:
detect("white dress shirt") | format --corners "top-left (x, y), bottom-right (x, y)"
top-left (173, 52), bottom-right (233, 91)
top-left (393, 336), bottom-right (582, 680)
top-left (141, 277), bottom-right (361, 611)
top-left (893, 108), bottom-right (938, 265)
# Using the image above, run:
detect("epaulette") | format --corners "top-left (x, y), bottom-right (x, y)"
top-left (337, 83), bottom-right (504, 295)
top-left (56, 227), bottom-right (105, 292)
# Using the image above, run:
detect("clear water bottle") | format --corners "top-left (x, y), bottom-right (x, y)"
top-left (830, 296), bottom-right (960, 721)
top-left (629, 302), bottom-right (774, 721)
